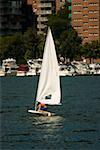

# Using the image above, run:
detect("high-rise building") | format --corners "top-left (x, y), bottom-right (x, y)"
top-left (72, 0), bottom-right (100, 44)
top-left (31, 0), bottom-right (60, 34)
top-left (0, 0), bottom-right (22, 36)
top-left (0, 0), bottom-right (36, 36)
top-left (0, 0), bottom-right (70, 36)
top-left (21, 0), bottom-right (37, 33)
top-left (27, 0), bottom-right (67, 34)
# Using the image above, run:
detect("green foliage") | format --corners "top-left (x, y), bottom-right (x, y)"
top-left (0, 2), bottom-right (100, 64)
top-left (59, 29), bottom-right (82, 61)
top-left (47, 15), bottom-right (67, 39)
top-left (47, 2), bottom-right (100, 61)
top-left (36, 34), bottom-right (45, 58)
top-left (24, 49), bottom-right (33, 61)
top-left (0, 28), bottom-right (42, 64)
top-left (80, 41), bottom-right (100, 61)
top-left (47, 2), bottom-right (70, 39)
top-left (46, 2), bottom-right (82, 61)
top-left (23, 28), bottom-right (38, 58)
top-left (0, 33), bottom-right (25, 63)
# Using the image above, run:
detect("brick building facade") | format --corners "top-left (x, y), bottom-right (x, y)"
top-left (72, 0), bottom-right (100, 44)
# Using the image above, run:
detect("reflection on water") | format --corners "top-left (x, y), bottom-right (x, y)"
top-left (25, 115), bottom-right (64, 150)
top-left (0, 76), bottom-right (100, 150)
top-left (31, 115), bottom-right (63, 134)
top-left (30, 115), bottom-right (63, 125)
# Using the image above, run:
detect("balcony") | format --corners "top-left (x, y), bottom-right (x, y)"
top-left (37, 16), bottom-right (48, 22)
top-left (38, 3), bottom-right (51, 8)
top-left (37, 24), bottom-right (47, 29)
top-left (37, 10), bottom-right (52, 15)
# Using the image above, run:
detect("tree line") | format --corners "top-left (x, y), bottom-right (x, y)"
top-left (0, 28), bottom-right (45, 64)
top-left (0, 2), bottom-right (100, 64)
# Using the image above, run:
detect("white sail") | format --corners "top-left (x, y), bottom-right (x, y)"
top-left (36, 28), bottom-right (61, 105)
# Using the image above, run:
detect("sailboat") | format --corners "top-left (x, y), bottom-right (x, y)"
top-left (28, 27), bottom-right (61, 116)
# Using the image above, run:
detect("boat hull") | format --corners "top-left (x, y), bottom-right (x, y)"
top-left (28, 109), bottom-right (54, 116)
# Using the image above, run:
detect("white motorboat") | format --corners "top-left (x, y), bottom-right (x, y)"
top-left (2, 58), bottom-right (18, 76)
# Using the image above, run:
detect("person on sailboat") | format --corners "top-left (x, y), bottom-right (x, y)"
top-left (37, 102), bottom-right (47, 111)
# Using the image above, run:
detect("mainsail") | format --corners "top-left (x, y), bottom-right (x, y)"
top-left (36, 28), bottom-right (61, 105)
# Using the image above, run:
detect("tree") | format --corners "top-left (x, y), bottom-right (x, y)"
top-left (36, 34), bottom-right (45, 58)
top-left (23, 28), bottom-right (46, 60)
top-left (24, 49), bottom-right (33, 61)
top-left (0, 27), bottom-right (45, 64)
top-left (47, 1), bottom-right (70, 39)
top-left (59, 29), bottom-right (82, 61)
top-left (23, 28), bottom-right (38, 59)
top-left (0, 33), bottom-right (25, 64)
top-left (0, 36), bottom-right (11, 61)
top-left (80, 40), bottom-right (100, 63)
top-left (47, 2), bottom-right (82, 61)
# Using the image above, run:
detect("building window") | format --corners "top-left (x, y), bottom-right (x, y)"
top-left (89, 25), bottom-right (98, 29)
top-left (83, 29), bottom-right (88, 32)
top-left (89, 10), bottom-right (97, 14)
top-left (89, 26), bottom-right (93, 28)
top-left (83, 14), bottom-right (88, 17)
top-left (78, 33), bottom-right (82, 36)
top-left (83, 7), bottom-right (88, 10)
top-left (73, 18), bottom-right (82, 21)
top-left (83, 22), bottom-right (88, 25)
top-left (89, 18), bottom-right (98, 21)
top-left (89, 3), bottom-right (97, 6)
top-left (94, 26), bottom-right (98, 29)
top-left (89, 33), bottom-right (98, 36)
top-left (73, 3), bottom-right (81, 6)
top-left (84, 37), bottom-right (88, 40)
top-left (74, 11), bottom-right (82, 14)
top-left (74, 26), bottom-right (82, 29)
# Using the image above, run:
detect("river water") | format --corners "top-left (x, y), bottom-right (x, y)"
top-left (0, 76), bottom-right (100, 150)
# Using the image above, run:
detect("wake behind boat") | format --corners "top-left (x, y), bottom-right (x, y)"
top-left (28, 27), bottom-right (61, 116)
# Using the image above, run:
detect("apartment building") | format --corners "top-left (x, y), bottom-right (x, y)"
top-left (27, 0), bottom-right (67, 34)
top-left (72, 0), bottom-right (100, 44)
top-left (0, 0), bottom-right (22, 36)
top-left (21, 0), bottom-right (37, 33)
top-left (0, 0), bottom-right (36, 36)
top-left (0, 0), bottom-right (70, 36)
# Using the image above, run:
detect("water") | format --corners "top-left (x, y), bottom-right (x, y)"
top-left (0, 76), bottom-right (100, 150)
